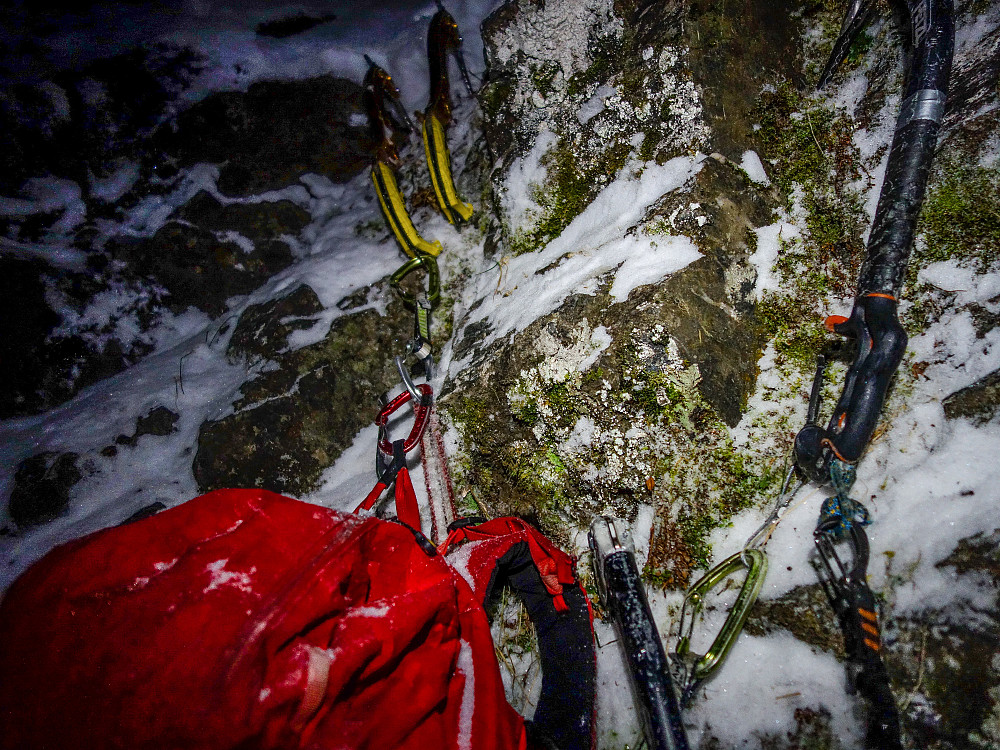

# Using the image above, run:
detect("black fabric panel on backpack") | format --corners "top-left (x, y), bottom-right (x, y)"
top-left (485, 541), bottom-right (596, 750)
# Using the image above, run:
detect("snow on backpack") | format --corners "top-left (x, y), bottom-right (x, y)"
top-left (0, 489), bottom-right (596, 750)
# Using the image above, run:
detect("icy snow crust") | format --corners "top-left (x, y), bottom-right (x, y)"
top-left (1, 1), bottom-right (1000, 749)
top-left (457, 149), bottom-right (705, 365)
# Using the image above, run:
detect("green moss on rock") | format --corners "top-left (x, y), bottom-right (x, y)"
top-left (916, 162), bottom-right (1000, 273)
top-left (509, 138), bottom-right (633, 256)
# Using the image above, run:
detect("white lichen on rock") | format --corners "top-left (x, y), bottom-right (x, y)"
top-left (490, 0), bottom-right (622, 85)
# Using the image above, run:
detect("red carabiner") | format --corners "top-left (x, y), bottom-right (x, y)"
top-left (355, 384), bottom-right (433, 531)
top-left (376, 383), bottom-right (433, 456)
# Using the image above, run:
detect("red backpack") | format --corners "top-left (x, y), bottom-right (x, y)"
top-left (0, 489), bottom-right (596, 750)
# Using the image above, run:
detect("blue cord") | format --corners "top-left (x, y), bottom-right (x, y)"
top-left (817, 459), bottom-right (871, 539)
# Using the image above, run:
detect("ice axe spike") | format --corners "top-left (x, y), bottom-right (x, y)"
top-left (817, 0), bottom-right (878, 89)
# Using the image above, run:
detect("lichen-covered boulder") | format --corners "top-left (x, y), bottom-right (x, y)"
top-left (444, 0), bottom-right (785, 585)
top-left (479, 0), bottom-right (710, 256)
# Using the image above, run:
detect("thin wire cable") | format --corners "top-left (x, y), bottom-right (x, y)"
top-left (742, 464), bottom-right (805, 560)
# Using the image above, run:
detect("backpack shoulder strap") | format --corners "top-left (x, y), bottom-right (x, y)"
top-left (440, 518), bottom-right (597, 750)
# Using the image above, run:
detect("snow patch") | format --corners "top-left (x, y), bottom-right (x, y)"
top-left (577, 84), bottom-right (617, 124)
top-left (739, 150), bottom-right (770, 185)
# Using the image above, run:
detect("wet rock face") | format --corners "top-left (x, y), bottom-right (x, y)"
top-left (255, 12), bottom-right (337, 39)
top-left (107, 191), bottom-right (308, 317)
top-left (0, 256), bottom-right (155, 420)
top-left (227, 284), bottom-right (324, 364)
top-left (107, 221), bottom-right (292, 318)
top-left (642, 154), bottom-right (779, 422)
top-left (746, 582), bottom-right (845, 657)
top-left (682, 0), bottom-right (809, 157)
top-left (1, 65), bottom-right (341, 418)
top-left (175, 190), bottom-right (312, 244)
top-left (114, 406), bottom-right (180, 448)
top-left (193, 282), bottom-right (417, 496)
top-left (1, 185), bottom-right (311, 418)
top-left (893, 529), bottom-right (1000, 748)
top-left (942, 368), bottom-right (1000, 424)
top-left (0, 45), bottom-right (202, 198)
top-left (156, 75), bottom-right (374, 197)
top-left (8, 452), bottom-right (81, 528)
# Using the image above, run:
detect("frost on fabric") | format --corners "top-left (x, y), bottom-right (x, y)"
top-left (154, 558), bottom-right (179, 572)
top-left (202, 558), bottom-right (256, 594)
top-left (347, 603), bottom-right (391, 618)
top-left (455, 637), bottom-right (475, 750)
top-left (444, 541), bottom-right (484, 593)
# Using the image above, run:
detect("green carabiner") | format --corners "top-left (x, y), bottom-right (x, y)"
top-left (390, 254), bottom-right (441, 309)
top-left (673, 548), bottom-right (767, 700)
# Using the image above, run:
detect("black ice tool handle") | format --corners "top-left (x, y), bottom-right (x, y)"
top-left (590, 518), bottom-right (690, 750)
top-left (858, 0), bottom-right (954, 298)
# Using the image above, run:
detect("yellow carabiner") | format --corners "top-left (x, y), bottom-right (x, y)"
top-left (673, 548), bottom-right (767, 701)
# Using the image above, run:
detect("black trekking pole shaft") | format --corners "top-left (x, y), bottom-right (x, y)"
top-left (601, 549), bottom-right (690, 750)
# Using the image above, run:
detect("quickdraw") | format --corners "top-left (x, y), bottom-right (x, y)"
top-left (390, 253), bottom-right (441, 308)
top-left (813, 475), bottom-right (901, 749)
top-left (670, 549), bottom-right (768, 707)
top-left (358, 250), bottom-right (440, 534)
top-left (357, 213), bottom-right (441, 531)
top-left (391, 253), bottom-right (440, 380)
top-left (354, 382), bottom-right (433, 530)
top-left (422, 1), bottom-right (475, 224)
top-left (668, 464), bottom-right (801, 707)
